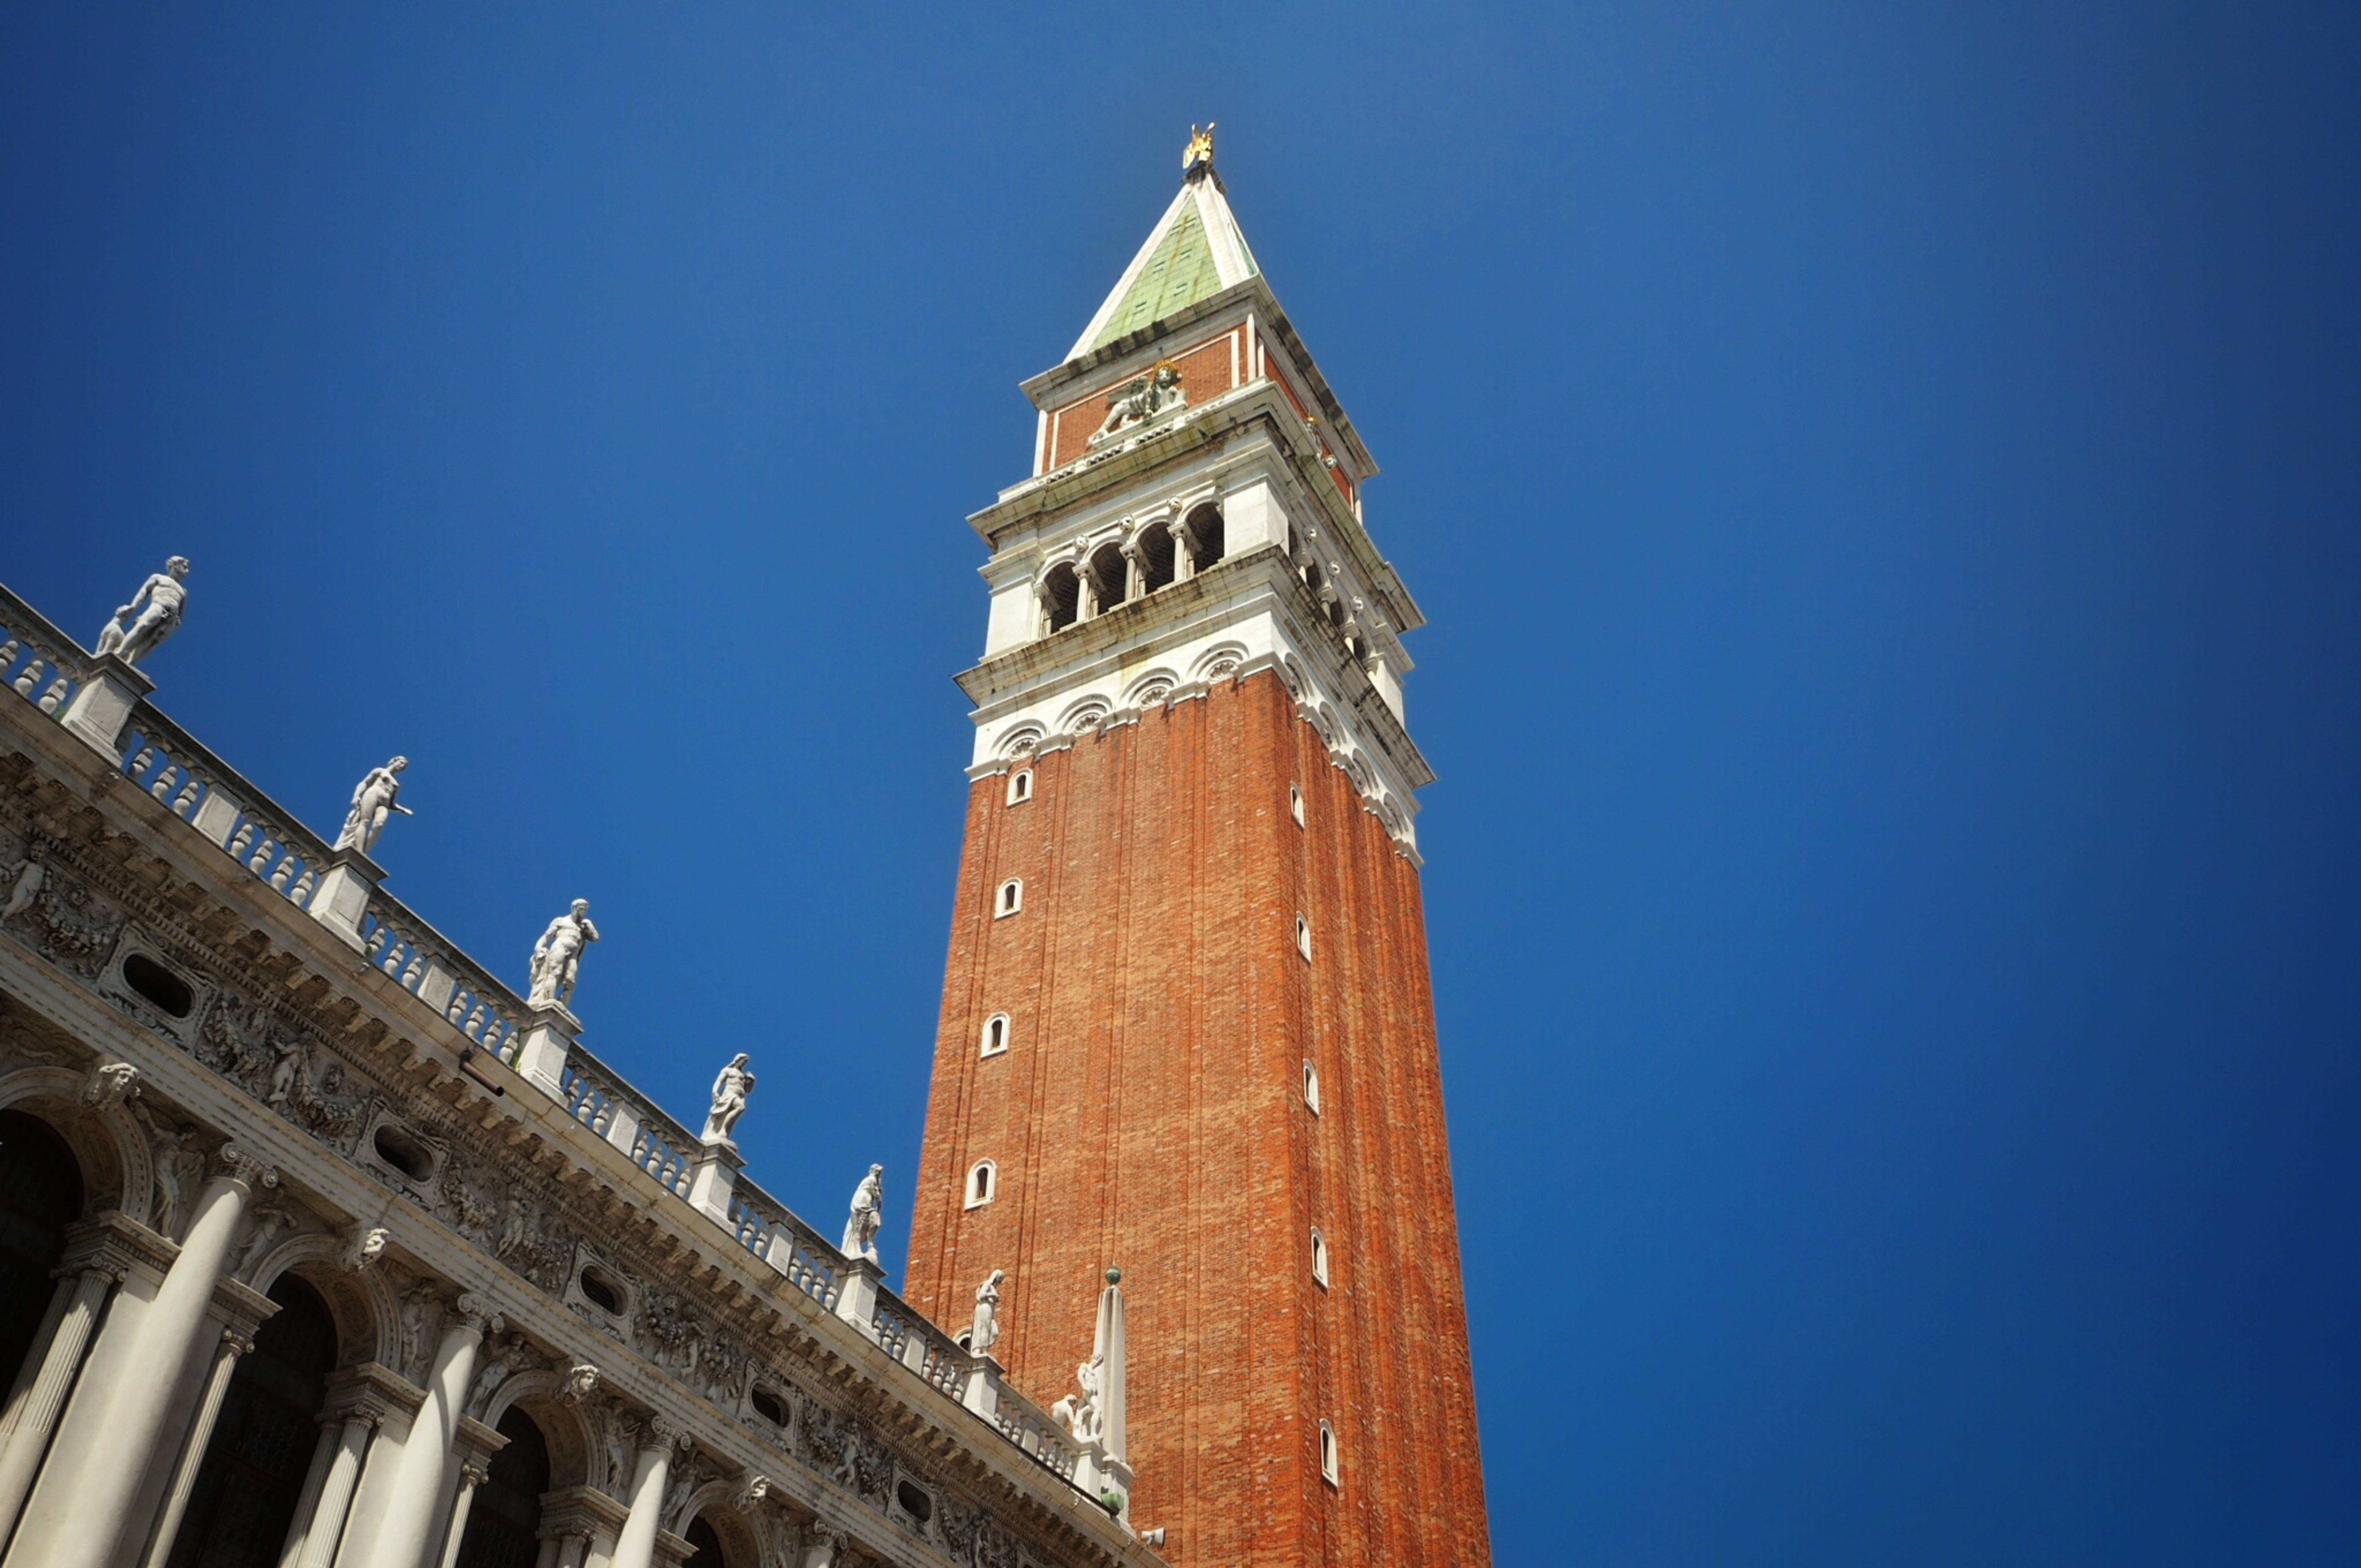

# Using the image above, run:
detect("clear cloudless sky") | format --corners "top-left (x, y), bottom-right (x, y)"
top-left (3, 5), bottom-right (2356, 1563)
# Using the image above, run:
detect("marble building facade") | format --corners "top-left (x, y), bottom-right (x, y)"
top-left (0, 577), bottom-right (1160, 1568)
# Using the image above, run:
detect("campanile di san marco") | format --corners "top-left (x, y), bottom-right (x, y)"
top-left (905, 131), bottom-right (1492, 1567)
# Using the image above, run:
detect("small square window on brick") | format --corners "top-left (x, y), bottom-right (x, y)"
top-left (981, 1012), bottom-right (1011, 1057)
top-left (996, 878), bottom-right (1024, 918)
top-left (1007, 768), bottom-right (1034, 806)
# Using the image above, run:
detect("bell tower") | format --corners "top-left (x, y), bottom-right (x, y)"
top-left (905, 134), bottom-right (1491, 1568)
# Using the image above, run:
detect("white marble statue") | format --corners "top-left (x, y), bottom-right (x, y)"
top-left (1051, 1354), bottom-right (1104, 1445)
top-left (527, 899), bottom-right (600, 1009)
top-left (700, 1053), bottom-right (755, 1145)
top-left (841, 1163), bottom-right (884, 1262)
top-left (93, 556), bottom-right (191, 667)
top-left (971, 1269), bottom-right (1005, 1356)
top-left (342, 1224), bottom-right (389, 1272)
top-left (332, 756), bottom-right (411, 854)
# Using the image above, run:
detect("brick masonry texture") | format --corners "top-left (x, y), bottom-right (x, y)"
top-left (907, 671), bottom-right (1491, 1568)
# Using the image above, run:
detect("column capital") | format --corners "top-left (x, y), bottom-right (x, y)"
top-left (644, 1414), bottom-right (688, 1450)
top-left (210, 1141), bottom-right (279, 1194)
top-left (326, 1360), bottom-right (427, 1424)
top-left (61, 1209), bottom-right (175, 1284)
top-left (453, 1292), bottom-right (504, 1335)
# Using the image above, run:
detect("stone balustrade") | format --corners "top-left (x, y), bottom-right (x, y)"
top-left (356, 895), bottom-right (524, 1066)
top-left (0, 587), bottom-right (92, 725)
top-left (114, 706), bottom-right (333, 914)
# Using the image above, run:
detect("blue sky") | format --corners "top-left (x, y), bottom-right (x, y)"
top-left (5, 4), bottom-right (2357, 1563)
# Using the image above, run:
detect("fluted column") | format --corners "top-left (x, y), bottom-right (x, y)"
top-left (283, 1410), bottom-right (375, 1568)
top-left (610, 1419), bottom-right (680, 1568)
top-left (435, 1459), bottom-right (489, 1568)
top-left (364, 1294), bottom-right (496, 1568)
top-left (11, 1146), bottom-right (274, 1568)
top-left (140, 1328), bottom-right (252, 1568)
top-left (0, 1265), bottom-right (115, 1541)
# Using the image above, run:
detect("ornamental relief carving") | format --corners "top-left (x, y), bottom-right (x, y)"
top-left (0, 791), bottom-right (1049, 1566)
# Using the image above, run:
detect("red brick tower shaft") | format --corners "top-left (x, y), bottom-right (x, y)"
top-left (904, 141), bottom-right (1490, 1568)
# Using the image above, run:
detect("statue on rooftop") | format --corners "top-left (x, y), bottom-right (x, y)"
top-left (971, 1268), bottom-right (1005, 1356)
top-left (1052, 1353), bottom-right (1104, 1445)
top-left (332, 756), bottom-right (411, 854)
top-left (93, 556), bottom-right (190, 668)
top-left (700, 1053), bottom-right (755, 1145)
top-left (841, 1163), bottom-right (884, 1263)
top-left (1183, 122), bottom-right (1216, 173)
top-left (527, 898), bottom-right (600, 1009)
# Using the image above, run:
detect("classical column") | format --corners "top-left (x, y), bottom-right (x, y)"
top-left (609, 1419), bottom-right (681, 1568)
top-left (20, 1146), bottom-right (274, 1568)
top-left (435, 1459), bottom-right (490, 1568)
top-left (140, 1328), bottom-right (252, 1568)
top-left (363, 1294), bottom-right (496, 1568)
top-left (283, 1410), bottom-right (376, 1568)
top-left (0, 1265), bottom-right (115, 1541)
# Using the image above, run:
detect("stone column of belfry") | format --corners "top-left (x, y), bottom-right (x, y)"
top-left (906, 135), bottom-right (1491, 1567)
top-left (5, 1146), bottom-right (277, 1568)
top-left (436, 1458), bottom-right (492, 1568)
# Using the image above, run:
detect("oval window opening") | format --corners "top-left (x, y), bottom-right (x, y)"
top-left (372, 1123), bottom-right (434, 1182)
top-left (896, 1480), bottom-right (933, 1523)
top-left (578, 1265), bottom-right (624, 1316)
top-left (750, 1386), bottom-right (789, 1427)
top-left (123, 954), bottom-right (193, 1018)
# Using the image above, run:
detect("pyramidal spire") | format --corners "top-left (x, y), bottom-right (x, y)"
top-left (1067, 124), bottom-right (1261, 360)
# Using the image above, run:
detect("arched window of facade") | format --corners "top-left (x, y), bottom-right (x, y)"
top-left (1302, 1060), bottom-right (1321, 1114)
top-left (980, 1013), bottom-right (1011, 1057)
top-left (681, 1515), bottom-right (726, 1568)
top-left (454, 1405), bottom-right (552, 1568)
top-left (996, 878), bottom-right (1024, 918)
top-left (1296, 913), bottom-right (1312, 960)
top-left (0, 1109), bottom-right (83, 1393)
top-left (164, 1272), bottom-right (339, 1568)
top-left (1310, 1226), bottom-right (1330, 1287)
top-left (1006, 768), bottom-right (1033, 806)
top-left (1319, 1420), bottom-right (1341, 1486)
top-left (966, 1159), bottom-right (997, 1209)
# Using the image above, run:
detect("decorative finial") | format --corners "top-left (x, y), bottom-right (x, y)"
top-left (1106, 1266), bottom-right (1121, 1285)
top-left (1183, 124), bottom-right (1215, 175)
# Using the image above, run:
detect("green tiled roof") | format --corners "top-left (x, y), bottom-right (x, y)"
top-left (1088, 202), bottom-right (1232, 351)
